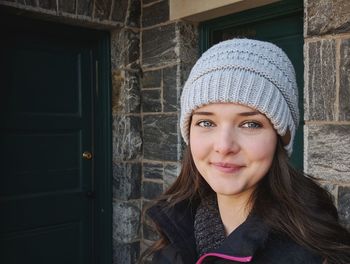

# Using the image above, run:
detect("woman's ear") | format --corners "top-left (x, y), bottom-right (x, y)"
top-left (281, 129), bottom-right (291, 146)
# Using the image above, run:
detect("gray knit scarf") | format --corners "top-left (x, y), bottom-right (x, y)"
top-left (194, 195), bottom-right (227, 257)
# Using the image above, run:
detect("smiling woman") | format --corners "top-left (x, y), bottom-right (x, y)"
top-left (190, 103), bottom-right (277, 235)
top-left (142, 39), bottom-right (350, 264)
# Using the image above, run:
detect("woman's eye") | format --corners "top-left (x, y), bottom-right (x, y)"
top-left (241, 121), bottom-right (262, 129)
top-left (197, 120), bottom-right (214, 128)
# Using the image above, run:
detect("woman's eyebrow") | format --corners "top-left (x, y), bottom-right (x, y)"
top-left (192, 111), bottom-right (213, 116)
top-left (238, 111), bottom-right (261, 116)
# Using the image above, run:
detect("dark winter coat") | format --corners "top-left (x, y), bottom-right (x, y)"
top-left (147, 199), bottom-right (323, 264)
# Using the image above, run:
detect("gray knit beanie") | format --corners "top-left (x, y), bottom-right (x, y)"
top-left (180, 39), bottom-right (299, 156)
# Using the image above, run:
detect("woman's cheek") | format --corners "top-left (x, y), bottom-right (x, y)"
top-left (247, 136), bottom-right (277, 160)
top-left (190, 129), bottom-right (212, 158)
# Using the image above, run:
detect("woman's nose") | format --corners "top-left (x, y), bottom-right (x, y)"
top-left (213, 127), bottom-right (240, 155)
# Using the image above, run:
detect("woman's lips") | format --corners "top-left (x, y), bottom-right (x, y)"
top-left (210, 162), bottom-right (244, 173)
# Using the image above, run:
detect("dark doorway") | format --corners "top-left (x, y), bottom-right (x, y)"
top-left (0, 11), bottom-right (112, 264)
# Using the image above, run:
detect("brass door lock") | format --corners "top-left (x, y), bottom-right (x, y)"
top-left (82, 151), bottom-right (92, 160)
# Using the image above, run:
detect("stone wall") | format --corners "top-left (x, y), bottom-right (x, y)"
top-left (0, 0), bottom-right (132, 27)
top-left (304, 0), bottom-right (350, 229)
top-left (140, 0), bottom-right (198, 259)
top-left (110, 0), bottom-right (143, 262)
top-left (110, 0), bottom-right (198, 260)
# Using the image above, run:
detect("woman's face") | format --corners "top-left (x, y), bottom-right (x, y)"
top-left (190, 103), bottom-right (277, 198)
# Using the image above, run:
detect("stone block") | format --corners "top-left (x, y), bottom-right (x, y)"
top-left (177, 21), bottom-right (199, 65)
top-left (140, 240), bottom-right (153, 264)
top-left (77, 0), bottom-right (93, 17)
top-left (112, 70), bottom-right (141, 114)
top-left (111, 0), bottom-right (128, 23)
top-left (143, 220), bottom-right (159, 241)
top-left (163, 65), bottom-right (178, 112)
top-left (143, 163), bottom-right (163, 180)
top-left (142, 0), bottom-right (169, 27)
top-left (110, 29), bottom-right (121, 70)
top-left (305, 124), bottom-right (350, 182)
top-left (113, 162), bottom-right (141, 200)
top-left (17, 0), bottom-right (36, 6)
top-left (38, 0), bottom-right (56, 10)
top-left (113, 241), bottom-right (140, 264)
top-left (143, 114), bottom-right (178, 161)
top-left (142, 70), bottom-right (161, 88)
top-left (142, 200), bottom-right (154, 217)
top-left (305, 40), bottom-right (336, 121)
top-left (141, 89), bottom-right (162, 112)
top-left (112, 115), bottom-right (142, 162)
top-left (177, 22), bottom-right (198, 88)
top-left (319, 182), bottom-right (338, 204)
top-left (141, 200), bottom-right (160, 242)
top-left (306, 0), bottom-right (350, 36)
top-left (111, 29), bottom-right (140, 70)
top-left (340, 39), bottom-right (350, 121)
top-left (127, 31), bottom-right (140, 65)
top-left (126, 0), bottom-right (141, 27)
top-left (180, 62), bottom-right (195, 89)
top-left (94, 0), bottom-right (112, 20)
top-left (338, 186), bottom-right (350, 230)
top-left (164, 163), bottom-right (179, 188)
top-left (142, 23), bottom-right (177, 68)
top-left (143, 0), bottom-right (157, 5)
top-left (112, 69), bottom-right (123, 111)
top-left (112, 30), bottom-right (139, 68)
top-left (142, 181), bottom-right (163, 199)
top-left (113, 200), bottom-right (141, 243)
top-left (59, 0), bottom-right (75, 13)
top-left (123, 71), bottom-right (141, 113)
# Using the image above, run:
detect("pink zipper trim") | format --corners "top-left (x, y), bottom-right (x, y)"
top-left (196, 253), bottom-right (252, 264)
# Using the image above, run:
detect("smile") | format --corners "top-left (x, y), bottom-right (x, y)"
top-left (210, 162), bottom-right (244, 173)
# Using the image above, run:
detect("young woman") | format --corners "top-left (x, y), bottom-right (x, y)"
top-left (145, 39), bottom-right (350, 264)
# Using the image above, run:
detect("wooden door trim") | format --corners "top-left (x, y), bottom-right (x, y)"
top-left (93, 31), bottom-right (112, 264)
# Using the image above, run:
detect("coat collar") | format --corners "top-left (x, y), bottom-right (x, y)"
top-left (147, 199), bottom-right (199, 261)
top-left (147, 199), bottom-right (270, 262)
top-left (213, 213), bottom-right (269, 257)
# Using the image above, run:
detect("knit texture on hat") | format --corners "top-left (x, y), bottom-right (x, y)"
top-left (180, 39), bottom-right (299, 156)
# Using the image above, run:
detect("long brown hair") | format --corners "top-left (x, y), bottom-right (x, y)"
top-left (143, 139), bottom-right (350, 263)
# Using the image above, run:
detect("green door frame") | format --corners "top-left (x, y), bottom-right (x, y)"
top-left (199, 0), bottom-right (304, 168)
top-left (94, 31), bottom-right (113, 264)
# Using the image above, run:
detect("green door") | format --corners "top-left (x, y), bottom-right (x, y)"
top-left (0, 14), bottom-right (110, 264)
top-left (201, 0), bottom-right (304, 168)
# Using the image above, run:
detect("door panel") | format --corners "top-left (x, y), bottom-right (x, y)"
top-left (0, 14), bottom-right (96, 264)
top-left (9, 48), bottom-right (81, 114)
top-left (2, 222), bottom-right (82, 263)
top-left (0, 132), bottom-right (80, 195)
